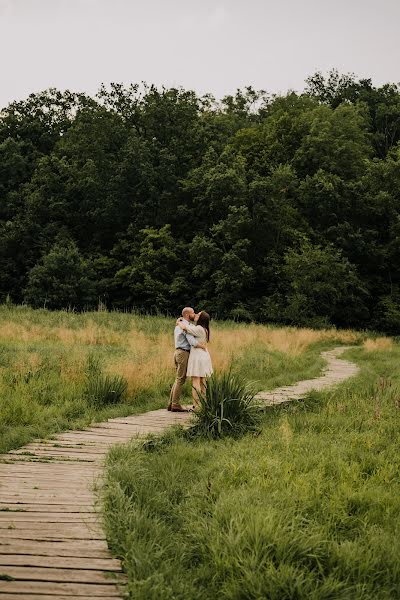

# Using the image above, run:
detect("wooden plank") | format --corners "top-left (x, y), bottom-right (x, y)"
top-left (0, 479), bottom-right (96, 487)
top-left (0, 481), bottom-right (97, 488)
top-left (0, 514), bottom-right (97, 522)
top-left (0, 542), bottom-right (111, 559)
top-left (0, 456), bottom-right (98, 464)
top-left (0, 494), bottom-right (93, 506)
top-left (0, 469), bottom-right (98, 476)
top-left (5, 457), bottom-right (101, 464)
top-left (0, 475), bottom-right (98, 484)
top-left (0, 486), bottom-right (93, 499)
top-left (111, 418), bottom-right (172, 425)
top-left (0, 538), bottom-right (108, 550)
top-left (0, 594), bottom-right (120, 600)
top-left (0, 529), bottom-right (105, 540)
top-left (0, 461), bottom-right (97, 468)
top-left (0, 453), bottom-right (99, 460)
top-left (91, 422), bottom-right (148, 430)
top-left (0, 483), bottom-right (95, 491)
top-left (10, 447), bottom-right (106, 456)
top-left (55, 434), bottom-right (133, 443)
top-left (0, 463), bottom-right (97, 469)
top-left (0, 496), bottom-right (94, 503)
top-left (0, 491), bottom-right (93, 498)
top-left (0, 472), bottom-right (100, 479)
top-left (0, 521), bottom-right (104, 537)
top-left (0, 554), bottom-right (121, 571)
top-left (0, 565), bottom-right (121, 584)
top-left (61, 430), bottom-right (132, 438)
top-left (0, 505), bottom-right (95, 512)
top-left (0, 462), bottom-right (97, 468)
top-left (0, 581), bottom-right (121, 596)
top-left (36, 439), bottom-right (105, 444)
top-left (1, 487), bottom-right (93, 494)
top-left (81, 431), bottom-right (138, 440)
top-left (0, 500), bottom-right (94, 508)
top-left (19, 442), bottom-right (108, 449)
top-left (0, 476), bottom-right (95, 483)
top-left (0, 470), bottom-right (93, 476)
top-left (0, 521), bottom-right (102, 531)
top-left (9, 450), bottom-right (104, 458)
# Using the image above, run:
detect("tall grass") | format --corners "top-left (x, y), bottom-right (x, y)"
top-left (101, 343), bottom-right (400, 599)
top-left (190, 371), bottom-right (262, 438)
top-left (0, 304), bottom-right (365, 454)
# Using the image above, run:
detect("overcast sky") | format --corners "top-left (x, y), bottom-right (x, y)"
top-left (1, 0), bottom-right (399, 108)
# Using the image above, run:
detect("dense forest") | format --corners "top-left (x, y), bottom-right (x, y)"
top-left (1, 70), bottom-right (400, 332)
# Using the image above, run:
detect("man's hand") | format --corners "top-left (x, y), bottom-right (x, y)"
top-left (197, 342), bottom-right (207, 352)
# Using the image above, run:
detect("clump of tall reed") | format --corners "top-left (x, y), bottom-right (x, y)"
top-left (190, 371), bottom-right (261, 438)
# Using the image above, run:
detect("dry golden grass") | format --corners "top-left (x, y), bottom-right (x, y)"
top-left (106, 323), bottom-right (362, 392)
top-left (211, 324), bottom-right (359, 364)
top-left (259, 326), bottom-right (359, 355)
top-left (0, 311), bottom-right (364, 399)
top-left (109, 327), bottom-right (172, 395)
top-left (363, 337), bottom-right (394, 352)
top-left (0, 322), bottom-right (44, 343)
top-left (0, 320), bottom-right (124, 346)
top-left (56, 321), bottom-right (123, 346)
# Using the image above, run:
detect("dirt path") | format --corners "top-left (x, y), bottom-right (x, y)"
top-left (0, 346), bottom-right (358, 598)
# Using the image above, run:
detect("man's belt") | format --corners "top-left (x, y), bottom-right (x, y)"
top-left (175, 348), bottom-right (190, 352)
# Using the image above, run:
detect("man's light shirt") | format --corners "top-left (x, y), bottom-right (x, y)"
top-left (174, 319), bottom-right (198, 350)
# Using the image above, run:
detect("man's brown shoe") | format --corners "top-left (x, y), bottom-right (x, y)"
top-left (170, 404), bottom-right (187, 412)
top-left (167, 403), bottom-right (172, 411)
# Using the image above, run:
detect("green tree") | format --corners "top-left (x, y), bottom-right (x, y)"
top-left (24, 239), bottom-right (97, 309)
top-left (273, 242), bottom-right (369, 327)
top-left (293, 104), bottom-right (370, 179)
top-left (189, 205), bottom-right (254, 318)
top-left (306, 70), bottom-right (400, 157)
top-left (114, 225), bottom-right (184, 312)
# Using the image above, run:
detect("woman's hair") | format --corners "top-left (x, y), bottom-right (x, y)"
top-left (197, 311), bottom-right (210, 342)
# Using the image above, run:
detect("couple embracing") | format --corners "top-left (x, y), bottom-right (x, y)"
top-left (167, 306), bottom-right (213, 412)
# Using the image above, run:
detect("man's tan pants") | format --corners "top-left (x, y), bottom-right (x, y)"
top-left (169, 349), bottom-right (189, 406)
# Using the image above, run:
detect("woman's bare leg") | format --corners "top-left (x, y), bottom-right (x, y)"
top-left (200, 378), bottom-right (206, 397)
top-left (191, 376), bottom-right (202, 406)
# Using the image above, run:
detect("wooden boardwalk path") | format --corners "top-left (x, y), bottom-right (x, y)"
top-left (0, 346), bottom-right (358, 599)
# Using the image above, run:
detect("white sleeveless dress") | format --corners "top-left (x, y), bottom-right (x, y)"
top-left (185, 325), bottom-right (213, 378)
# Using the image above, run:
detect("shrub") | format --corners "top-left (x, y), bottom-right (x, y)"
top-left (190, 371), bottom-right (261, 438)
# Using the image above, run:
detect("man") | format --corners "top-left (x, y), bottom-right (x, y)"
top-left (168, 306), bottom-right (205, 412)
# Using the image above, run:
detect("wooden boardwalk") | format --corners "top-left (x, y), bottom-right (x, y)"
top-left (0, 346), bottom-right (358, 599)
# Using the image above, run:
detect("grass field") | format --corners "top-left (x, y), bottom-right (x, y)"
top-left (101, 342), bottom-right (400, 599)
top-left (0, 305), bottom-right (360, 454)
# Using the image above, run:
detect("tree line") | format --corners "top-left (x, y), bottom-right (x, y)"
top-left (1, 70), bottom-right (400, 332)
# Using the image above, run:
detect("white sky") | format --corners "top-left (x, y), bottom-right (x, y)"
top-left (1, 0), bottom-right (399, 108)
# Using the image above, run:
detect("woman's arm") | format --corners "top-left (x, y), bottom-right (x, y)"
top-left (176, 320), bottom-right (204, 338)
top-left (177, 320), bottom-right (206, 349)
top-left (184, 324), bottom-right (204, 337)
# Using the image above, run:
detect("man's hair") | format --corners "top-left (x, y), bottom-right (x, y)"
top-left (182, 307), bottom-right (194, 318)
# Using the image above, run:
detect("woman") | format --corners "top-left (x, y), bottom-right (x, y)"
top-left (177, 311), bottom-right (213, 407)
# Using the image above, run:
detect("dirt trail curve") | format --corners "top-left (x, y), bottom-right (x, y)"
top-left (0, 345), bottom-right (358, 599)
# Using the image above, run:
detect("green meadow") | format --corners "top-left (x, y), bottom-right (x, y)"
top-left (101, 344), bottom-right (400, 599)
top-left (0, 305), bottom-right (358, 454)
top-left (1, 306), bottom-right (399, 597)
